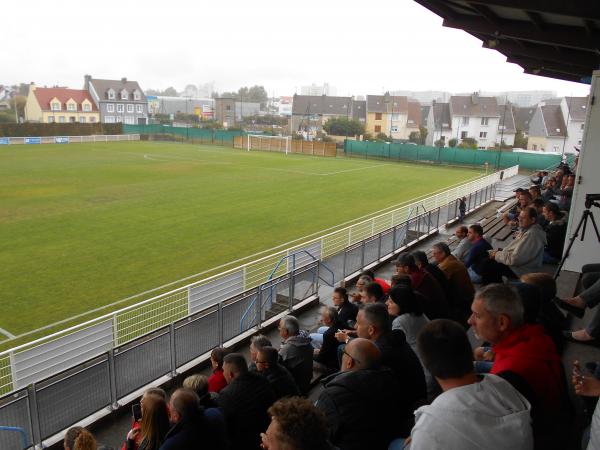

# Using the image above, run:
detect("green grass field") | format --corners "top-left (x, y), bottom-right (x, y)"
top-left (0, 141), bottom-right (480, 342)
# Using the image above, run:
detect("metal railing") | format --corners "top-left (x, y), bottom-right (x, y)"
top-left (0, 134), bottom-right (140, 145)
top-left (0, 165), bottom-right (518, 401)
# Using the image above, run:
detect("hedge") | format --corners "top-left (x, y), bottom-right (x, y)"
top-left (0, 123), bottom-right (123, 137)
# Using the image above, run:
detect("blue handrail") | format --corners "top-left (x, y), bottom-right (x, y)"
top-left (0, 426), bottom-right (29, 449)
top-left (239, 251), bottom-right (335, 332)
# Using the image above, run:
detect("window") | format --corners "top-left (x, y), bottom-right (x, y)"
top-left (67, 103), bottom-right (76, 111)
top-left (479, 132), bottom-right (487, 138)
top-left (117, 104), bottom-right (124, 113)
top-left (578, 140), bottom-right (582, 145)
top-left (375, 113), bottom-right (382, 120)
top-left (47, 116), bottom-right (54, 123)
top-left (532, 144), bottom-right (538, 150)
top-left (462, 116), bottom-right (469, 125)
top-left (136, 104), bottom-right (143, 113)
top-left (124, 116), bottom-right (135, 124)
top-left (226, 105), bottom-right (231, 111)
top-left (80, 117), bottom-right (86, 123)
top-left (121, 90), bottom-right (128, 100)
top-left (107, 103), bottom-right (114, 113)
top-left (134, 91), bottom-right (141, 100)
top-left (104, 116), bottom-right (115, 123)
top-left (581, 123), bottom-right (585, 130)
top-left (374, 125), bottom-right (381, 132)
top-left (391, 113), bottom-right (401, 121)
top-left (59, 116), bottom-right (65, 123)
top-left (69, 116), bottom-right (76, 123)
top-left (391, 126), bottom-right (399, 132)
top-left (90, 117), bottom-right (96, 123)
top-left (51, 102), bottom-right (61, 111)
top-left (461, 131), bottom-right (468, 139)
top-left (127, 104), bottom-right (134, 113)
top-left (83, 103), bottom-right (91, 112)
top-left (116, 116), bottom-right (123, 123)
top-left (553, 146), bottom-right (559, 152)
top-left (480, 117), bottom-right (489, 126)
top-left (107, 90), bottom-right (115, 100)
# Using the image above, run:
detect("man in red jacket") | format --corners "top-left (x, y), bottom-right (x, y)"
top-left (468, 283), bottom-right (568, 450)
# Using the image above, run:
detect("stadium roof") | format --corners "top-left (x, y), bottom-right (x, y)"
top-left (412, 1), bottom-right (600, 83)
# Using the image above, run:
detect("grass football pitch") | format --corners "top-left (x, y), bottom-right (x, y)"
top-left (0, 141), bottom-right (480, 343)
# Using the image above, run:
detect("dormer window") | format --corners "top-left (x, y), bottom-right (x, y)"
top-left (121, 90), bottom-right (128, 100)
top-left (108, 89), bottom-right (115, 100)
top-left (83, 103), bottom-right (91, 112)
top-left (51, 102), bottom-right (61, 111)
top-left (67, 103), bottom-right (76, 111)
top-left (133, 90), bottom-right (141, 100)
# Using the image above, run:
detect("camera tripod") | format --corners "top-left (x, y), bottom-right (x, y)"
top-left (554, 195), bottom-right (600, 279)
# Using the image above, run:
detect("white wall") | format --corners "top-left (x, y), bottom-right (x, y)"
top-left (451, 115), bottom-right (499, 148)
top-left (563, 73), bottom-right (597, 272)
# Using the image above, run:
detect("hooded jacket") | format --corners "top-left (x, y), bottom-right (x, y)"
top-left (544, 215), bottom-right (567, 259)
top-left (494, 223), bottom-right (547, 276)
top-left (279, 331), bottom-right (314, 394)
top-left (408, 374), bottom-right (533, 450)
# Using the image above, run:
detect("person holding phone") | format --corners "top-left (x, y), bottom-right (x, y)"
top-left (122, 388), bottom-right (168, 450)
top-left (125, 393), bottom-right (169, 450)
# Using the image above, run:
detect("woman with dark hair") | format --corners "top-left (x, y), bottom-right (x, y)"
top-left (208, 347), bottom-right (229, 393)
top-left (125, 394), bottom-right (170, 450)
top-left (64, 427), bottom-right (97, 450)
top-left (385, 286), bottom-right (429, 353)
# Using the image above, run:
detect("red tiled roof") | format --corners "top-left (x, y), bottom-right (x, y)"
top-left (33, 87), bottom-right (98, 112)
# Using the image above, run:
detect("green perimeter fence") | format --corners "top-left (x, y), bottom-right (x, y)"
top-left (123, 124), bottom-right (250, 146)
top-left (344, 140), bottom-right (575, 171)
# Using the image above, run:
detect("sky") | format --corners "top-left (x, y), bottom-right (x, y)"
top-left (2, 0), bottom-right (590, 98)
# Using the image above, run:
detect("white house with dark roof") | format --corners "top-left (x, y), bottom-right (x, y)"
top-left (426, 102), bottom-right (452, 146)
top-left (84, 75), bottom-right (149, 124)
top-left (496, 101), bottom-right (516, 146)
top-left (527, 102), bottom-right (567, 153)
top-left (563, 96), bottom-right (589, 152)
top-left (449, 93), bottom-right (501, 149)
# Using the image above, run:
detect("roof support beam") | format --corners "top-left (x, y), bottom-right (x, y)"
top-left (462, 1), bottom-right (600, 21)
top-left (506, 56), bottom-right (589, 77)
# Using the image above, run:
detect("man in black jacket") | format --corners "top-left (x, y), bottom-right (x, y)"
top-left (256, 346), bottom-right (300, 399)
top-left (217, 353), bottom-right (276, 450)
top-left (315, 338), bottom-right (403, 450)
top-left (333, 287), bottom-right (358, 328)
top-left (542, 202), bottom-right (567, 264)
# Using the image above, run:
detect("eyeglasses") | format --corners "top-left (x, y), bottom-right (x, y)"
top-left (342, 350), bottom-right (361, 365)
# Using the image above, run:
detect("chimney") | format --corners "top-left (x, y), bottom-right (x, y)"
top-left (471, 92), bottom-right (479, 105)
top-left (121, 77), bottom-right (127, 84)
top-left (84, 74), bottom-right (92, 90)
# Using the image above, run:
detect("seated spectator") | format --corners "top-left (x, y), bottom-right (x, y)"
top-left (261, 397), bottom-right (334, 450)
top-left (350, 275), bottom-right (371, 303)
top-left (332, 287), bottom-right (358, 329)
top-left (218, 353), bottom-right (276, 450)
top-left (316, 338), bottom-right (404, 449)
top-left (256, 346), bottom-right (300, 399)
top-left (529, 185), bottom-right (542, 201)
top-left (363, 281), bottom-right (385, 304)
top-left (541, 177), bottom-right (558, 202)
top-left (571, 360), bottom-right (600, 449)
top-left (401, 319), bottom-right (533, 450)
top-left (530, 171), bottom-right (543, 185)
top-left (121, 388), bottom-right (168, 450)
top-left (502, 188), bottom-right (525, 224)
top-left (468, 284), bottom-right (568, 450)
top-left (313, 306), bottom-right (343, 370)
top-left (183, 374), bottom-right (218, 409)
top-left (125, 393), bottom-right (169, 450)
top-left (249, 334), bottom-right (272, 371)
top-left (484, 207), bottom-right (546, 283)
top-left (411, 250), bottom-right (452, 301)
top-left (464, 223), bottom-right (492, 284)
top-left (556, 174), bottom-right (574, 210)
top-left (531, 198), bottom-right (547, 228)
top-left (361, 269), bottom-right (390, 294)
top-left (64, 427), bottom-right (97, 450)
top-left (208, 347), bottom-right (230, 393)
top-left (393, 253), bottom-right (449, 319)
top-left (556, 264), bottom-right (600, 344)
top-left (451, 225), bottom-right (472, 263)
top-left (390, 273), bottom-right (411, 288)
top-left (386, 286), bottom-right (429, 353)
top-left (541, 202), bottom-right (567, 264)
top-left (162, 388), bottom-right (226, 450)
top-left (432, 242), bottom-right (474, 325)
top-left (278, 315), bottom-right (313, 394)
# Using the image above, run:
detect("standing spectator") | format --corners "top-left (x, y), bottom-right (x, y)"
top-left (125, 394), bottom-right (169, 450)
top-left (464, 223), bottom-right (492, 284)
top-left (468, 284), bottom-right (568, 449)
top-left (249, 335), bottom-right (272, 371)
top-left (218, 353), bottom-right (276, 450)
top-left (458, 196), bottom-right (467, 222)
top-left (393, 253), bottom-right (448, 319)
top-left (451, 225), bottom-right (472, 263)
top-left (485, 207), bottom-right (546, 282)
top-left (278, 315), bottom-right (313, 395)
top-left (64, 427), bottom-right (97, 450)
top-left (207, 347), bottom-right (230, 393)
top-left (316, 338), bottom-right (403, 449)
top-left (313, 306), bottom-right (343, 370)
top-left (402, 319), bottom-right (533, 450)
top-left (261, 397), bottom-right (334, 450)
top-left (542, 202), bottom-right (567, 264)
top-left (256, 346), bottom-right (300, 399)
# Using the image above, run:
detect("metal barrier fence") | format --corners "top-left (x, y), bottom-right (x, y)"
top-left (0, 165), bottom-right (518, 402)
top-left (123, 124), bottom-right (246, 146)
top-left (0, 135), bottom-right (139, 145)
top-left (0, 164), bottom-right (509, 447)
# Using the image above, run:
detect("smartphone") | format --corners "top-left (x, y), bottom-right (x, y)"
top-left (132, 403), bottom-right (142, 422)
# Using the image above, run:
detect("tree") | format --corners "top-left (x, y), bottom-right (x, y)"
top-left (448, 138), bottom-right (458, 148)
top-left (434, 139), bottom-right (445, 147)
top-left (458, 137), bottom-right (478, 149)
top-left (375, 132), bottom-right (389, 141)
top-left (514, 129), bottom-right (528, 148)
top-left (322, 117), bottom-right (364, 136)
top-left (408, 131), bottom-right (420, 144)
top-left (418, 126), bottom-right (428, 145)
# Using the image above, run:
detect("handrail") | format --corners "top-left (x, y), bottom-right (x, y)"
top-left (0, 426), bottom-right (29, 448)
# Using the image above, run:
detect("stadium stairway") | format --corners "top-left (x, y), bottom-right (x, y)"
top-left (494, 173), bottom-right (531, 201)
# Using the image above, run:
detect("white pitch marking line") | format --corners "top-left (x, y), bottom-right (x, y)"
top-left (0, 327), bottom-right (15, 339)
top-left (262, 163), bottom-right (390, 176)
top-left (142, 153), bottom-right (232, 165)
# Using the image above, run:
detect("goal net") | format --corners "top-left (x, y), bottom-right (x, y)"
top-left (246, 134), bottom-right (291, 155)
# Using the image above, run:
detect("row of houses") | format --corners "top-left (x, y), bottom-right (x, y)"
top-left (290, 92), bottom-right (587, 154)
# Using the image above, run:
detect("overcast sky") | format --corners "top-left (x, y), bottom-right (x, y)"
top-left (3, 0), bottom-right (590, 97)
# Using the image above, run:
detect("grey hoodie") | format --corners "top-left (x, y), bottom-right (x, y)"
top-left (279, 331), bottom-right (313, 394)
top-left (409, 374), bottom-right (533, 450)
top-left (494, 223), bottom-right (547, 276)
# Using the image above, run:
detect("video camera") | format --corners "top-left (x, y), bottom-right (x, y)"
top-left (585, 194), bottom-right (600, 209)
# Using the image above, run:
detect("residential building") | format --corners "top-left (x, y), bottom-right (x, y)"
top-left (154, 96), bottom-right (214, 119)
top-left (300, 83), bottom-right (337, 96)
top-left (85, 75), bottom-right (149, 125)
top-left (24, 85), bottom-right (100, 124)
top-left (527, 102), bottom-right (567, 153)
top-left (352, 100), bottom-right (366, 125)
top-left (449, 94), bottom-right (500, 149)
top-left (405, 101), bottom-right (422, 140)
top-left (420, 105), bottom-right (431, 128)
top-left (291, 95), bottom-right (354, 137)
top-left (561, 96), bottom-right (588, 152)
top-left (512, 105), bottom-right (536, 137)
top-left (426, 102), bottom-right (452, 146)
top-left (365, 93), bottom-right (409, 139)
top-left (496, 102), bottom-right (516, 146)
top-left (235, 101), bottom-right (261, 120)
top-left (215, 97), bottom-right (236, 127)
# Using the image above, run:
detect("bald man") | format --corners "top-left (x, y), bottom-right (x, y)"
top-left (316, 338), bottom-right (406, 450)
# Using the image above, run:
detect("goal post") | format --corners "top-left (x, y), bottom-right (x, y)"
top-left (246, 134), bottom-right (291, 155)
